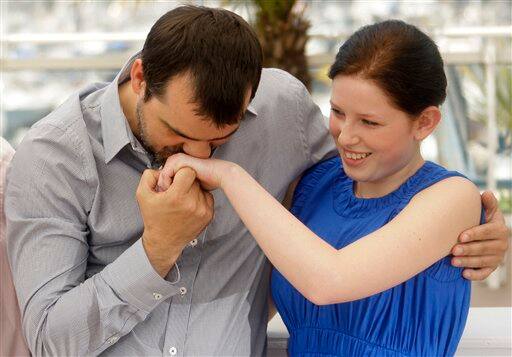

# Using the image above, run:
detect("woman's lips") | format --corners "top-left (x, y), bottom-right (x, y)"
top-left (342, 150), bottom-right (372, 167)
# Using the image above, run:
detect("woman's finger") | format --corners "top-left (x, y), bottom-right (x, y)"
top-left (158, 154), bottom-right (191, 191)
top-left (157, 170), bottom-right (173, 192)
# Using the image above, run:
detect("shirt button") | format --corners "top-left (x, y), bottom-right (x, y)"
top-left (179, 287), bottom-right (187, 295)
top-left (190, 239), bottom-right (198, 247)
top-left (107, 336), bottom-right (119, 344)
top-left (169, 346), bottom-right (177, 355)
top-left (153, 292), bottom-right (162, 300)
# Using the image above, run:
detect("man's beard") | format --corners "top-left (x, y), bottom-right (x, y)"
top-left (135, 100), bottom-right (183, 167)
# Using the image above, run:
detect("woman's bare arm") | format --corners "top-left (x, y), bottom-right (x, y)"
top-left (158, 155), bottom-right (481, 305)
top-left (221, 166), bottom-right (481, 305)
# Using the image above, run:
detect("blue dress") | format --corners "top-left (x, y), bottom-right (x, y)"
top-left (271, 157), bottom-right (476, 356)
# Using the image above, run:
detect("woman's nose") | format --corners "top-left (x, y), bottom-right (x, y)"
top-left (337, 121), bottom-right (360, 147)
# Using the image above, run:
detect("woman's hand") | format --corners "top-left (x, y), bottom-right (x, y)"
top-left (157, 153), bottom-right (238, 192)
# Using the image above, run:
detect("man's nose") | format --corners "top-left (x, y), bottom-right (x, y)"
top-left (182, 141), bottom-right (212, 159)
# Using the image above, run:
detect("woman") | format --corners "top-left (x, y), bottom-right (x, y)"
top-left (158, 21), bottom-right (481, 356)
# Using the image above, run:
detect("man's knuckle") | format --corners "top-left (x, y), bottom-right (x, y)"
top-left (493, 256), bottom-right (504, 265)
top-left (186, 201), bottom-right (198, 214)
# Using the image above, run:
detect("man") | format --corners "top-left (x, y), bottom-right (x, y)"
top-left (5, 6), bottom-right (509, 356)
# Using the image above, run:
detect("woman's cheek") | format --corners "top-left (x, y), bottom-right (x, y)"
top-left (383, 141), bottom-right (411, 165)
top-left (328, 115), bottom-right (340, 139)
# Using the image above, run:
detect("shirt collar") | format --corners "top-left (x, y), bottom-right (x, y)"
top-left (101, 52), bottom-right (259, 164)
top-left (246, 99), bottom-right (258, 116)
top-left (101, 53), bottom-right (140, 164)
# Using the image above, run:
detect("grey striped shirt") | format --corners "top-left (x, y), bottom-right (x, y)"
top-left (5, 55), bottom-right (335, 356)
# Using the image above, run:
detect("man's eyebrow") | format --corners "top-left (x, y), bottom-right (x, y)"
top-left (159, 118), bottom-right (239, 141)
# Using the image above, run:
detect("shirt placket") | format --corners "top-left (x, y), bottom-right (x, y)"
top-left (162, 229), bottom-right (206, 356)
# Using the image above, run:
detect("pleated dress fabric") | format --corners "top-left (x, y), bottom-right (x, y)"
top-left (271, 157), bottom-right (474, 356)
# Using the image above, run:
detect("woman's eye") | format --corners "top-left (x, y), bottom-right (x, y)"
top-left (331, 108), bottom-right (344, 116)
top-left (362, 119), bottom-right (379, 126)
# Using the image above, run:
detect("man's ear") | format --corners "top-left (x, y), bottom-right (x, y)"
top-left (413, 106), bottom-right (441, 141)
top-left (130, 59), bottom-right (146, 97)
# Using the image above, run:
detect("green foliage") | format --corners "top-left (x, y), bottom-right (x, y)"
top-left (498, 188), bottom-right (512, 214)
top-left (224, 0), bottom-right (312, 89)
top-left (252, 0), bottom-right (297, 26)
top-left (461, 64), bottom-right (512, 142)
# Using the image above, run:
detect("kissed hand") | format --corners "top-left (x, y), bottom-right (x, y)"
top-left (158, 153), bottom-right (237, 192)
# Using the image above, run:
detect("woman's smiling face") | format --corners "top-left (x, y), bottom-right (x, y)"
top-left (329, 75), bottom-right (422, 191)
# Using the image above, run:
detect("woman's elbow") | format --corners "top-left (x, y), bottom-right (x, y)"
top-left (303, 285), bottom-right (350, 306)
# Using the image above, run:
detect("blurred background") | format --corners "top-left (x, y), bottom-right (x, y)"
top-left (0, 0), bottom-right (510, 308)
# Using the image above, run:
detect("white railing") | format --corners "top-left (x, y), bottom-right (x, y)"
top-left (1, 27), bottom-right (511, 69)
top-left (267, 308), bottom-right (512, 356)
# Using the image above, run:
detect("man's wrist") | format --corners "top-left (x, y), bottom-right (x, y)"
top-left (142, 234), bottom-right (183, 278)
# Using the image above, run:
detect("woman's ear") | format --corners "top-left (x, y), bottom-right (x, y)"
top-left (130, 59), bottom-right (146, 97)
top-left (413, 106), bottom-right (441, 141)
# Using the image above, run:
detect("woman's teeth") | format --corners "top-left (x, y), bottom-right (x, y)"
top-left (345, 152), bottom-right (371, 160)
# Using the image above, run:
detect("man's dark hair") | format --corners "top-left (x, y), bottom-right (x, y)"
top-left (141, 5), bottom-right (263, 126)
top-left (329, 20), bottom-right (447, 117)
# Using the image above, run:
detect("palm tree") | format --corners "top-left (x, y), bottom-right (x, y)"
top-left (227, 0), bottom-right (312, 90)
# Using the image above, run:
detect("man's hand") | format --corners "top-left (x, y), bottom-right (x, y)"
top-left (136, 167), bottom-right (214, 277)
top-left (451, 190), bottom-right (510, 281)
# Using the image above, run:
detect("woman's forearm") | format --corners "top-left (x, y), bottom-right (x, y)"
top-left (222, 165), bottom-right (338, 304)
top-left (220, 165), bottom-right (481, 305)
top-left (160, 154), bottom-right (481, 304)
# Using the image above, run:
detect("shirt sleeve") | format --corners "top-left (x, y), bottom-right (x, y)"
top-left (5, 123), bottom-right (180, 356)
top-left (293, 78), bottom-right (338, 166)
